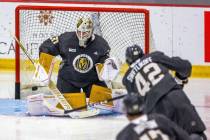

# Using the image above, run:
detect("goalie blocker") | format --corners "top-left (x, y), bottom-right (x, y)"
top-left (22, 52), bottom-right (56, 89)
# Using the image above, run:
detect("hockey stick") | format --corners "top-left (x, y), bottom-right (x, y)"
top-left (12, 33), bottom-right (100, 118)
top-left (64, 94), bottom-right (126, 114)
top-left (12, 35), bottom-right (73, 110)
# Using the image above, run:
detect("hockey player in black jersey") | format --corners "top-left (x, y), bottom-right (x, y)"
top-left (39, 17), bottom-right (111, 97)
top-left (117, 94), bottom-right (191, 140)
top-left (122, 45), bottom-right (206, 140)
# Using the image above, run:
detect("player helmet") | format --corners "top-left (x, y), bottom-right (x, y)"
top-left (125, 44), bottom-right (144, 65)
top-left (76, 17), bottom-right (94, 47)
top-left (123, 94), bottom-right (144, 115)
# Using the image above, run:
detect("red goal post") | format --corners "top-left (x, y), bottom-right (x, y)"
top-left (15, 4), bottom-right (150, 99)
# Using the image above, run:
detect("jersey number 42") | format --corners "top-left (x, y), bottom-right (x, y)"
top-left (135, 63), bottom-right (164, 96)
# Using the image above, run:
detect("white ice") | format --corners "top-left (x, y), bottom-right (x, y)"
top-left (0, 71), bottom-right (210, 140)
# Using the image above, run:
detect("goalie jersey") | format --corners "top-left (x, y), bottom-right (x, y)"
top-left (39, 32), bottom-right (110, 88)
top-left (116, 114), bottom-right (191, 140)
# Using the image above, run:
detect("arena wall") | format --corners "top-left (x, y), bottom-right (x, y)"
top-left (0, 1), bottom-right (210, 77)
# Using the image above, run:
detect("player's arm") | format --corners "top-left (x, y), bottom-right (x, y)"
top-left (95, 48), bottom-right (110, 79)
top-left (39, 36), bottom-right (61, 56)
top-left (152, 51), bottom-right (192, 78)
top-left (35, 35), bottom-right (61, 86)
top-left (152, 51), bottom-right (192, 86)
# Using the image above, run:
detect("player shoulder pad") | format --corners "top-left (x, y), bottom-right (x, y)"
top-left (149, 51), bottom-right (164, 60)
top-left (151, 51), bottom-right (164, 56)
top-left (50, 32), bottom-right (75, 45)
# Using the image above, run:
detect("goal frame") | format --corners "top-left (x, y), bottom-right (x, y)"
top-left (15, 4), bottom-right (150, 99)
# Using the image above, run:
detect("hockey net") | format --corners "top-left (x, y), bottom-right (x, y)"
top-left (15, 5), bottom-right (150, 99)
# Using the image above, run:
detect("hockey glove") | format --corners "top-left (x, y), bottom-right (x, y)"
top-left (174, 72), bottom-right (188, 88)
top-left (100, 57), bottom-right (121, 81)
top-left (32, 63), bottom-right (50, 86)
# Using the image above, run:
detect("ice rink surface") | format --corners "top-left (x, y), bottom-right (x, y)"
top-left (0, 71), bottom-right (210, 140)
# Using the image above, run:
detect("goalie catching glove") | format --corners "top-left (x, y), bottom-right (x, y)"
top-left (96, 57), bottom-right (121, 82)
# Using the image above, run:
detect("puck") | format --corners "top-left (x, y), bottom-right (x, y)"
top-left (32, 86), bottom-right (38, 91)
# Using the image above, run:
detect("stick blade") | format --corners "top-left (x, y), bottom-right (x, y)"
top-left (67, 108), bottom-right (100, 119)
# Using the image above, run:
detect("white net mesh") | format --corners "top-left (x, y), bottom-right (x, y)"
top-left (16, 6), bottom-right (149, 93)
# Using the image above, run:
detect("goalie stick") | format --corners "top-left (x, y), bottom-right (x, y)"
top-left (12, 33), bottom-right (100, 118)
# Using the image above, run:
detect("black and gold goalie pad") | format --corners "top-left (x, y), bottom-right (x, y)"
top-left (89, 84), bottom-right (113, 106)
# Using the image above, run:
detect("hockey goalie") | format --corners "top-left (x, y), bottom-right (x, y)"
top-left (27, 52), bottom-right (124, 117)
top-left (26, 17), bottom-right (125, 117)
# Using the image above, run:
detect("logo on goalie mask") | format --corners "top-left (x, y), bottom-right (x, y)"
top-left (73, 54), bottom-right (93, 73)
top-left (76, 17), bottom-right (93, 47)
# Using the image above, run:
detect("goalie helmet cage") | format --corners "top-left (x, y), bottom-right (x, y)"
top-left (15, 4), bottom-right (150, 99)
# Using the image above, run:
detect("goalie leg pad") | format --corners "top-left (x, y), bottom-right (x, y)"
top-left (56, 92), bottom-right (86, 109)
top-left (89, 84), bottom-right (113, 106)
top-left (27, 93), bottom-right (64, 116)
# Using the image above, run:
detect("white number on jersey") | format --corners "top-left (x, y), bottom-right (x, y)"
top-left (135, 63), bottom-right (164, 96)
top-left (140, 130), bottom-right (170, 140)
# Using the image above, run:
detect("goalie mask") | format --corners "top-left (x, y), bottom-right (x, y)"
top-left (125, 44), bottom-right (144, 65)
top-left (76, 17), bottom-right (94, 47)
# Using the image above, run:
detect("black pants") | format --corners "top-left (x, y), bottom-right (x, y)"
top-left (57, 77), bottom-right (107, 98)
top-left (190, 133), bottom-right (207, 140)
top-left (149, 88), bottom-right (206, 137)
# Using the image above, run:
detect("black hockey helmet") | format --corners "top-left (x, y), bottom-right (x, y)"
top-left (123, 93), bottom-right (144, 115)
top-left (125, 44), bottom-right (144, 65)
